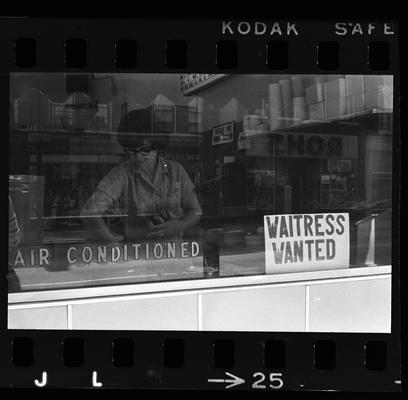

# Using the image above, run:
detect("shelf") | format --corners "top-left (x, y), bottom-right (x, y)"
top-left (42, 214), bottom-right (128, 220)
top-left (243, 108), bottom-right (392, 137)
top-left (13, 128), bottom-right (203, 142)
top-left (32, 154), bottom-right (123, 164)
top-left (42, 231), bottom-right (124, 244)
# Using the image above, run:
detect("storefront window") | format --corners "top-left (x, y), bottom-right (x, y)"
top-left (8, 73), bottom-right (393, 293)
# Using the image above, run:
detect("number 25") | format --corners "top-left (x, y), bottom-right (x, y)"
top-left (252, 372), bottom-right (284, 390)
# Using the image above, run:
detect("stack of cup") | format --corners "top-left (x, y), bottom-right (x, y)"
top-left (293, 97), bottom-right (308, 124)
top-left (291, 76), bottom-right (305, 97)
top-left (268, 83), bottom-right (283, 131)
top-left (279, 79), bottom-right (293, 127)
top-left (291, 76), bottom-right (308, 124)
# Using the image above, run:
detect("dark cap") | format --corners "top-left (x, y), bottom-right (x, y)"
top-left (117, 108), bottom-right (170, 150)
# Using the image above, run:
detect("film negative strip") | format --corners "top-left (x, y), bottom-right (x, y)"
top-left (0, 17), bottom-right (401, 391)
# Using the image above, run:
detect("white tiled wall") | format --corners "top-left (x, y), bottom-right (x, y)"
top-left (71, 294), bottom-right (198, 331)
top-left (307, 276), bottom-right (391, 332)
top-left (8, 306), bottom-right (68, 330)
top-left (8, 275), bottom-right (391, 332)
top-left (200, 286), bottom-right (306, 331)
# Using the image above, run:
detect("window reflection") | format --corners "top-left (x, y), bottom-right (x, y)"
top-left (8, 73), bottom-right (393, 292)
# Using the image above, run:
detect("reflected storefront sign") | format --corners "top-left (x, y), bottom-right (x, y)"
top-left (179, 74), bottom-right (228, 96)
top-left (247, 133), bottom-right (358, 159)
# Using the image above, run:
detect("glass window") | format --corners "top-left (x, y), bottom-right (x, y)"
top-left (8, 73), bottom-right (394, 293)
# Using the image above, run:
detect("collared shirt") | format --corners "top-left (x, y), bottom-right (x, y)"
top-left (81, 156), bottom-right (202, 235)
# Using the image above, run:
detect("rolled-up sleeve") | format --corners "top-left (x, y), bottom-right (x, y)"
top-left (80, 164), bottom-right (126, 216)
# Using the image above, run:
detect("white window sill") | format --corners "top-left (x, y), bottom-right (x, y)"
top-left (8, 265), bottom-right (391, 305)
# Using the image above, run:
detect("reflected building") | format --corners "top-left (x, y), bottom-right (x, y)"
top-left (9, 74), bottom-right (204, 245)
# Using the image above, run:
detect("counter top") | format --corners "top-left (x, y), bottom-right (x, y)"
top-left (9, 264), bottom-right (391, 305)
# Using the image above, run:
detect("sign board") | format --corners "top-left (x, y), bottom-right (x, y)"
top-left (212, 122), bottom-right (234, 146)
top-left (179, 74), bottom-right (227, 95)
top-left (328, 158), bottom-right (352, 173)
top-left (248, 133), bottom-right (358, 159)
top-left (264, 213), bottom-right (349, 274)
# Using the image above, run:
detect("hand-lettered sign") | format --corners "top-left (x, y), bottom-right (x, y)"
top-left (264, 213), bottom-right (349, 274)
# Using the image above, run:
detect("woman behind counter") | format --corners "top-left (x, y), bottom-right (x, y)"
top-left (80, 109), bottom-right (202, 244)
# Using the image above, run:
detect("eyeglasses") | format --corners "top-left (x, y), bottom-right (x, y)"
top-left (124, 145), bottom-right (156, 155)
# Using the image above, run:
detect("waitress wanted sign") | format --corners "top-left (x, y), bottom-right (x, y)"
top-left (264, 213), bottom-right (349, 274)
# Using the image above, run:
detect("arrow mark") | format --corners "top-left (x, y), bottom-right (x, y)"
top-left (208, 372), bottom-right (245, 389)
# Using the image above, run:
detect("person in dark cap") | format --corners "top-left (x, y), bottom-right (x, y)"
top-left (80, 109), bottom-right (202, 242)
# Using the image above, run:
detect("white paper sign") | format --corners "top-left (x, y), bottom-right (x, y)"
top-left (264, 213), bottom-right (349, 274)
top-left (212, 122), bottom-right (234, 146)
